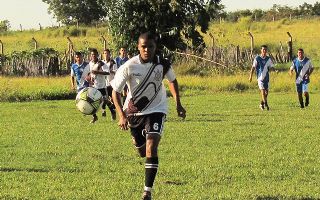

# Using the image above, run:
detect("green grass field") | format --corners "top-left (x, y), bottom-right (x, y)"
top-left (1, 92), bottom-right (320, 199)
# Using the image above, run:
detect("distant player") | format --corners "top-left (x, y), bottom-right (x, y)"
top-left (115, 47), bottom-right (129, 104)
top-left (289, 48), bottom-right (314, 108)
top-left (70, 52), bottom-right (90, 92)
top-left (102, 49), bottom-right (117, 120)
top-left (249, 45), bottom-right (275, 110)
top-left (111, 32), bottom-right (186, 200)
top-left (89, 49), bottom-right (110, 123)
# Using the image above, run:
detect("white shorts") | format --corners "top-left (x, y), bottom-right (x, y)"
top-left (258, 81), bottom-right (269, 90)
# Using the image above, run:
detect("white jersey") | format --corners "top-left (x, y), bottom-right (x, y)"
top-left (89, 61), bottom-right (108, 89)
top-left (111, 55), bottom-right (176, 115)
top-left (103, 59), bottom-right (118, 86)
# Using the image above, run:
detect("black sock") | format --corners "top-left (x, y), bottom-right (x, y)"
top-left (145, 157), bottom-right (159, 191)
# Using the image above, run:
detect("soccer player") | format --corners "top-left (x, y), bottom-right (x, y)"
top-left (115, 47), bottom-right (129, 104)
top-left (111, 32), bottom-right (186, 200)
top-left (70, 52), bottom-right (90, 92)
top-left (289, 48), bottom-right (314, 108)
top-left (249, 45), bottom-right (275, 110)
top-left (89, 49), bottom-right (110, 123)
top-left (102, 49), bottom-right (117, 120)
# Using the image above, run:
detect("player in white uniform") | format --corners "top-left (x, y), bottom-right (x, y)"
top-left (102, 49), bottom-right (117, 120)
top-left (111, 32), bottom-right (186, 200)
top-left (89, 49), bottom-right (110, 123)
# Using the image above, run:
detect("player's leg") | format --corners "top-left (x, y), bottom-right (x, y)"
top-left (98, 88), bottom-right (108, 117)
top-left (303, 83), bottom-right (309, 107)
top-left (264, 82), bottom-right (270, 110)
top-left (296, 83), bottom-right (304, 108)
top-left (106, 86), bottom-right (116, 120)
top-left (142, 113), bottom-right (166, 200)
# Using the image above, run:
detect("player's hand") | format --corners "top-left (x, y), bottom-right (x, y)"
top-left (177, 105), bottom-right (186, 120)
top-left (118, 115), bottom-right (128, 130)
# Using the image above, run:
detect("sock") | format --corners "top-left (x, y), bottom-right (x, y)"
top-left (145, 157), bottom-right (158, 191)
top-left (260, 101), bottom-right (264, 106)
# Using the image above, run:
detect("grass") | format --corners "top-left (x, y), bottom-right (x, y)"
top-left (1, 68), bottom-right (320, 101)
top-left (1, 93), bottom-right (320, 199)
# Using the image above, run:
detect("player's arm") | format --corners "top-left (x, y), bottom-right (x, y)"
top-left (168, 79), bottom-right (186, 119)
top-left (112, 90), bottom-right (128, 130)
top-left (91, 70), bottom-right (109, 75)
top-left (71, 76), bottom-right (75, 90)
top-left (289, 63), bottom-right (294, 76)
top-left (249, 67), bottom-right (255, 82)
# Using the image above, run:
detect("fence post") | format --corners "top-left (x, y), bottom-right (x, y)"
top-left (67, 37), bottom-right (74, 68)
top-left (32, 37), bottom-right (38, 50)
top-left (287, 32), bottom-right (293, 61)
top-left (39, 23), bottom-right (42, 30)
top-left (248, 32), bottom-right (254, 57)
top-left (20, 24), bottom-right (22, 32)
top-left (101, 35), bottom-right (107, 50)
top-left (209, 33), bottom-right (214, 60)
top-left (0, 40), bottom-right (3, 55)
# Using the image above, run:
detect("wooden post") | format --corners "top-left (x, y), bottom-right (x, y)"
top-left (32, 37), bottom-right (38, 50)
top-left (39, 23), bottom-right (42, 30)
top-left (0, 40), bottom-right (3, 55)
top-left (20, 24), bottom-right (22, 32)
top-left (287, 32), bottom-right (293, 61)
top-left (248, 32), bottom-right (254, 57)
top-left (67, 37), bottom-right (74, 64)
top-left (209, 33), bottom-right (214, 60)
top-left (101, 35), bottom-right (107, 50)
top-left (236, 45), bottom-right (240, 64)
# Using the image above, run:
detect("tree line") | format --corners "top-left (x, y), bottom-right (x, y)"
top-left (222, 2), bottom-right (320, 22)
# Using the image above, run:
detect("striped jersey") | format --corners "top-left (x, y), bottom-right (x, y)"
top-left (70, 61), bottom-right (90, 91)
top-left (89, 61), bottom-right (109, 89)
top-left (111, 55), bottom-right (176, 115)
top-left (290, 57), bottom-right (313, 84)
top-left (252, 55), bottom-right (274, 82)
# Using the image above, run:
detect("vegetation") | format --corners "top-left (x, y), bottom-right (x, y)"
top-left (1, 93), bottom-right (320, 199)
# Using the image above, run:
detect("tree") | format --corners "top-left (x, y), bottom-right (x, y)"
top-left (106, 0), bottom-right (222, 53)
top-left (0, 20), bottom-right (10, 32)
top-left (42, 0), bottom-right (107, 25)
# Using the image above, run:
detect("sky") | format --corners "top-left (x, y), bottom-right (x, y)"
top-left (0, 0), bottom-right (319, 30)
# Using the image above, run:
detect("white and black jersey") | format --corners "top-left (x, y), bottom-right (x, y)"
top-left (89, 61), bottom-right (108, 89)
top-left (111, 55), bottom-right (176, 116)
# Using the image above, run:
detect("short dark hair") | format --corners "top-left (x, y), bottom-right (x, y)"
top-left (138, 32), bottom-right (157, 42)
top-left (103, 49), bottom-right (110, 53)
top-left (90, 48), bottom-right (98, 54)
top-left (261, 45), bottom-right (268, 49)
top-left (75, 51), bottom-right (82, 56)
top-left (298, 48), bottom-right (304, 52)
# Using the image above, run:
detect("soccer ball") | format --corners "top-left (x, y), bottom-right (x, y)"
top-left (76, 87), bottom-right (102, 115)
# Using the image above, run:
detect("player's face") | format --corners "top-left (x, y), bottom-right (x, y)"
top-left (138, 38), bottom-right (156, 63)
top-left (90, 52), bottom-right (98, 62)
top-left (120, 48), bottom-right (126, 57)
top-left (297, 50), bottom-right (304, 60)
top-left (103, 51), bottom-right (110, 60)
top-left (75, 55), bottom-right (82, 63)
top-left (261, 47), bottom-right (267, 57)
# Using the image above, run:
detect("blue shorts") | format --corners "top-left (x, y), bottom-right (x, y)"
top-left (296, 83), bottom-right (308, 93)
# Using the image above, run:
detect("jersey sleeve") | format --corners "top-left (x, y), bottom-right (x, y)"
top-left (252, 58), bottom-right (257, 68)
top-left (290, 61), bottom-right (295, 71)
top-left (70, 66), bottom-right (74, 76)
top-left (165, 67), bottom-right (176, 82)
top-left (110, 64), bottom-right (129, 93)
top-left (268, 58), bottom-right (274, 69)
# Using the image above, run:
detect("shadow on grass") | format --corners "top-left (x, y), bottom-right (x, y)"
top-left (163, 180), bottom-right (187, 185)
top-left (256, 196), bottom-right (320, 200)
top-left (0, 167), bottom-right (82, 173)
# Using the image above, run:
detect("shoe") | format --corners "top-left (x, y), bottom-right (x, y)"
top-left (259, 104), bottom-right (265, 110)
top-left (102, 111), bottom-right (106, 117)
top-left (90, 115), bottom-right (98, 123)
top-left (111, 110), bottom-right (116, 121)
top-left (265, 104), bottom-right (270, 111)
top-left (142, 191), bottom-right (152, 200)
top-left (305, 101), bottom-right (309, 107)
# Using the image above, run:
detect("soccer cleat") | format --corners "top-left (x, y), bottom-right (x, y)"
top-left (90, 115), bottom-right (98, 123)
top-left (259, 104), bottom-right (265, 110)
top-left (102, 111), bottom-right (106, 117)
top-left (142, 191), bottom-right (152, 200)
top-left (265, 104), bottom-right (270, 111)
top-left (305, 100), bottom-right (309, 107)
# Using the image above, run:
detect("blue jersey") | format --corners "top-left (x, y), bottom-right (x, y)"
top-left (71, 61), bottom-right (89, 90)
top-left (291, 57), bottom-right (312, 84)
top-left (253, 55), bottom-right (274, 82)
top-left (115, 56), bottom-right (129, 67)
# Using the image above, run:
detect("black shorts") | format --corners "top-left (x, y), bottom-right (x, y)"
top-left (97, 88), bottom-right (107, 97)
top-left (106, 86), bottom-right (113, 98)
top-left (129, 112), bottom-right (166, 147)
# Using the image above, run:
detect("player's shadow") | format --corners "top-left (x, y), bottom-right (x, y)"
top-left (0, 167), bottom-right (81, 173)
top-left (163, 180), bottom-right (187, 186)
top-left (256, 196), bottom-right (320, 200)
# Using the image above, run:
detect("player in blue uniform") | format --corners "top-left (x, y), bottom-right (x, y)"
top-left (70, 52), bottom-right (90, 92)
top-left (289, 48), bottom-right (314, 108)
top-left (249, 45), bottom-right (275, 110)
